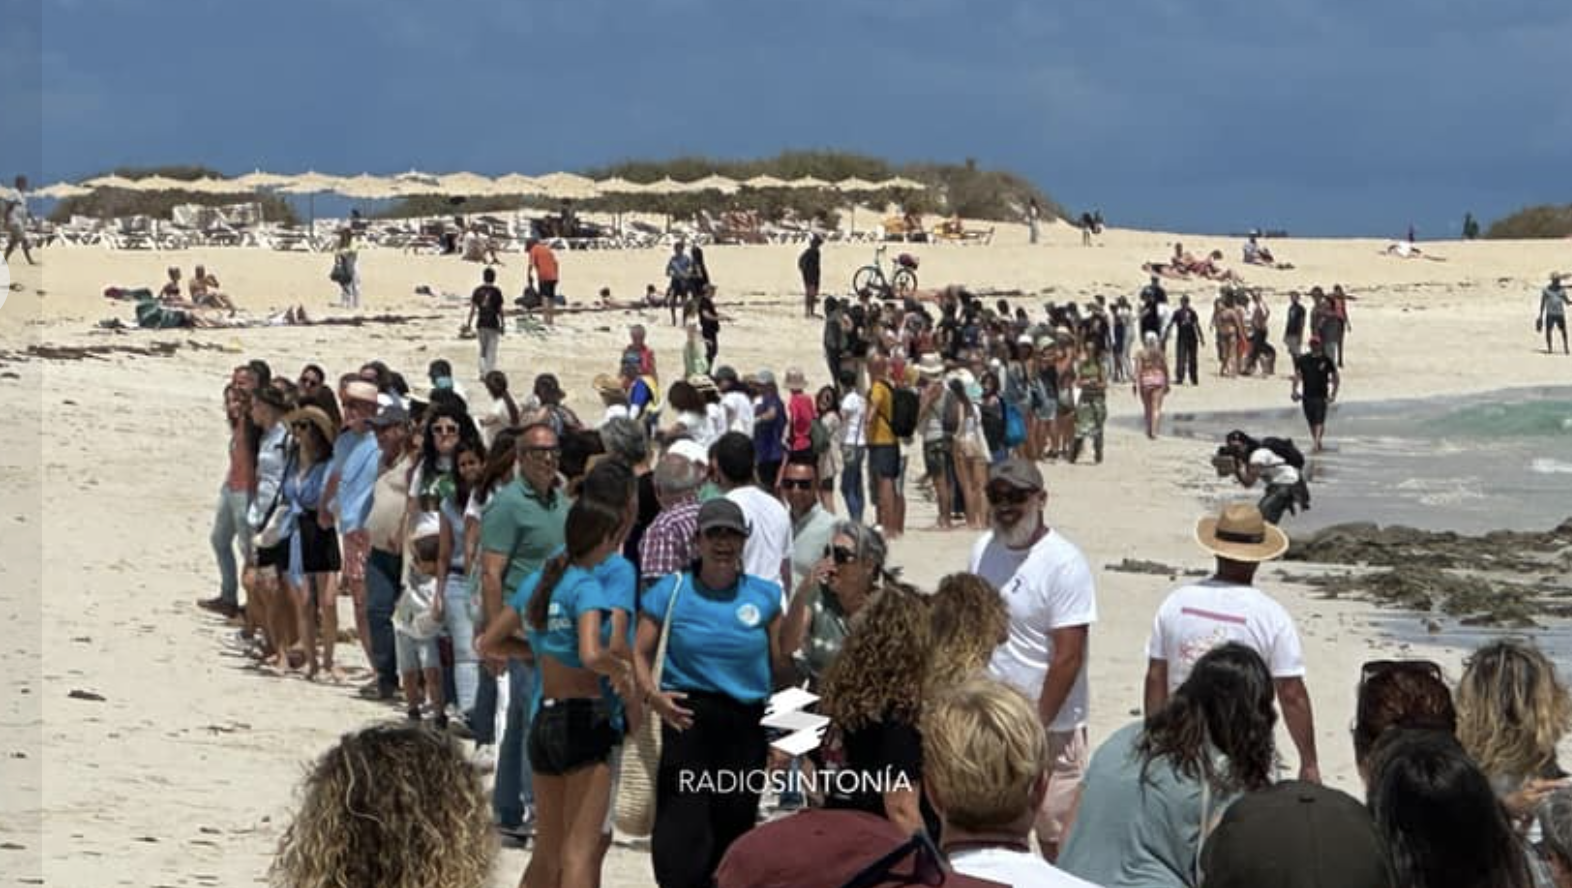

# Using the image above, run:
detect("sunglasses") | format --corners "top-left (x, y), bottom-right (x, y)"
top-left (520, 445), bottom-right (560, 460)
top-left (1359, 659), bottom-right (1444, 686)
top-left (838, 832), bottom-right (946, 888)
top-left (986, 486), bottom-right (1036, 506)
top-left (825, 544), bottom-right (858, 565)
top-left (781, 478), bottom-right (815, 490)
top-left (703, 527), bottom-right (746, 541)
top-left (431, 423), bottom-right (460, 436)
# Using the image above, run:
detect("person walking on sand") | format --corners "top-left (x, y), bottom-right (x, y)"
top-left (3, 175), bottom-right (35, 266)
top-left (1163, 293), bottom-right (1204, 386)
top-left (331, 228), bottom-right (360, 309)
top-left (1292, 336), bottom-right (1339, 452)
top-left (1283, 290), bottom-right (1307, 359)
top-left (1144, 502), bottom-right (1321, 784)
top-left (799, 234), bottom-right (823, 318)
top-left (526, 237), bottom-right (559, 327)
top-left (466, 267), bottom-right (505, 378)
top-left (1027, 199), bottom-right (1041, 245)
top-left (1538, 273), bottom-right (1570, 354)
top-left (665, 241), bottom-right (692, 326)
top-left (1134, 331), bottom-right (1170, 439)
top-left (968, 459), bottom-right (1097, 862)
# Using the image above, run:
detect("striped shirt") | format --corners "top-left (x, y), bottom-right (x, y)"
top-left (639, 498), bottom-right (701, 583)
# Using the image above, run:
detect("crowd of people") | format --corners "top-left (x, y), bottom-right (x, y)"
top-left (196, 281), bottom-right (1572, 888)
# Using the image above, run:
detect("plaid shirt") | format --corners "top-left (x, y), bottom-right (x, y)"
top-left (640, 497), bottom-right (701, 582)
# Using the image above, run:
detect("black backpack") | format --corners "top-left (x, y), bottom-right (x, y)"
top-left (886, 382), bottom-right (920, 439)
top-left (1261, 437), bottom-right (1306, 471)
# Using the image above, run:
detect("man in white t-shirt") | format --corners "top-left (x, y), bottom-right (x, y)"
top-left (968, 458), bottom-right (1096, 862)
top-left (926, 676), bottom-right (1103, 888)
top-left (1144, 502), bottom-right (1321, 783)
top-left (712, 431), bottom-right (792, 592)
top-left (838, 379), bottom-right (869, 524)
top-left (714, 365), bottom-right (755, 436)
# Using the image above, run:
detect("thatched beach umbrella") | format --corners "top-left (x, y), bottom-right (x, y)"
top-left (494, 174), bottom-right (543, 196)
top-left (788, 176), bottom-right (832, 190)
top-left (744, 174), bottom-right (790, 189)
top-left (535, 172), bottom-right (601, 201)
top-left (83, 174), bottom-right (141, 190)
top-left (686, 174), bottom-right (740, 195)
top-left (878, 176), bottom-right (926, 191)
top-left (437, 172), bottom-right (499, 197)
top-left (233, 170), bottom-right (294, 190)
top-left (34, 182), bottom-right (93, 199)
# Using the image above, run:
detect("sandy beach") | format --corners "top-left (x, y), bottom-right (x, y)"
top-left (7, 220), bottom-right (1572, 887)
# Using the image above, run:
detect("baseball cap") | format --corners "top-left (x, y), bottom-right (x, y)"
top-left (369, 402), bottom-right (409, 428)
top-left (1201, 781), bottom-right (1391, 888)
top-left (987, 458), bottom-right (1043, 492)
top-left (668, 438), bottom-right (709, 466)
top-left (696, 499), bottom-right (750, 537)
top-left (715, 809), bottom-right (1002, 888)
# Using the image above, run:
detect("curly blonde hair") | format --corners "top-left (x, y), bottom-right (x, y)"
top-left (820, 583), bottom-right (931, 732)
top-left (926, 573), bottom-right (1008, 698)
top-left (1456, 639), bottom-right (1572, 781)
top-left (270, 724), bottom-right (497, 888)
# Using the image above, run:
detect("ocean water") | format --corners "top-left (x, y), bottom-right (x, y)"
top-left (1161, 386), bottom-right (1572, 536)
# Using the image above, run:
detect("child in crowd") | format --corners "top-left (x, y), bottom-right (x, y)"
top-left (394, 530), bottom-right (448, 728)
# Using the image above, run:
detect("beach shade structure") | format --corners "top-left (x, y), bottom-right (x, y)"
top-left (788, 176), bottom-right (833, 190)
top-left (534, 172), bottom-right (602, 201)
top-left (878, 176), bottom-right (926, 191)
top-left (33, 182), bottom-right (93, 199)
top-left (637, 177), bottom-right (691, 196)
top-left (744, 174), bottom-right (790, 190)
top-left (233, 170), bottom-right (295, 190)
top-left (181, 177), bottom-right (254, 196)
top-left (394, 169), bottom-right (442, 188)
top-left (121, 175), bottom-right (219, 193)
top-left (82, 174), bottom-right (141, 191)
top-left (331, 174), bottom-right (413, 200)
top-left (835, 177), bottom-right (881, 193)
top-left (596, 176), bottom-right (649, 195)
top-left (685, 174), bottom-right (741, 195)
top-left (277, 173), bottom-right (351, 232)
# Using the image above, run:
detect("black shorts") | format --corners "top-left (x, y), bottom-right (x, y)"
top-left (1301, 397), bottom-right (1328, 427)
top-left (1549, 315), bottom-right (1567, 333)
top-left (923, 440), bottom-right (953, 478)
top-left (528, 697), bottom-right (620, 776)
top-left (867, 444), bottom-right (901, 480)
top-left (540, 279), bottom-right (558, 303)
top-left (255, 539), bottom-right (288, 570)
top-left (296, 510), bottom-right (342, 574)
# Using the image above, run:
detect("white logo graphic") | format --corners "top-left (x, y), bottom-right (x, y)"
top-left (736, 602), bottom-right (761, 627)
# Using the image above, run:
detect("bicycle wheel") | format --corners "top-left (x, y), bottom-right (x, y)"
top-left (852, 266), bottom-right (881, 298)
top-left (892, 267), bottom-right (918, 298)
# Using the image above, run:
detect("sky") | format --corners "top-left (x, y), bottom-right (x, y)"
top-left (6, 0), bottom-right (1571, 236)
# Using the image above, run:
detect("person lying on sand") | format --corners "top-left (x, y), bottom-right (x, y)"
top-left (103, 287), bottom-right (307, 329)
top-left (1243, 232), bottom-right (1295, 270)
top-left (1382, 241), bottom-right (1446, 261)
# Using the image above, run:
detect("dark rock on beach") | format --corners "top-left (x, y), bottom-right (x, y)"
top-left (1280, 519), bottom-right (1572, 627)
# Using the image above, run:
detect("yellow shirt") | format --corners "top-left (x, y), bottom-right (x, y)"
top-left (866, 380), bottom-right (896, 446)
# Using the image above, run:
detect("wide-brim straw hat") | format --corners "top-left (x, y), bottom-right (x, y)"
top-left (1195, 503), bottom-right (1289, 563)
top-left (916, 353), bottom-right (946, 377)
top-left (342, 380), bottom-right (379, 405)
top-left (783, 368), bottom-right (807, 391)
top-left (284, 405), bottom-right (338, 445)
top-left (592, 373), bottom-right (623, 397)
top-left (688, 374), bottom-right (719, 395)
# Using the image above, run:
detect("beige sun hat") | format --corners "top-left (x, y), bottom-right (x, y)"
top-left (783, 367), bottom-right (808, 391)
top-left (1195, 502), bottom-right (1289, 563)
top-left (592, 373), bottom-right (623, 397)
top-left (916, 353), bottom-right (946, 377)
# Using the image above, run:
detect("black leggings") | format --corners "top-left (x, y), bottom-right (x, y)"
top-left (652, 691), bottom-right (767, 888)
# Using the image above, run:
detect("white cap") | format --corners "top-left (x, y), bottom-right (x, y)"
top-left (669, 439), bottom-right (709, 466)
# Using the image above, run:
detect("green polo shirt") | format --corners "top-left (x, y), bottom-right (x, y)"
top-left (481, 478), bottom-right (570, 594)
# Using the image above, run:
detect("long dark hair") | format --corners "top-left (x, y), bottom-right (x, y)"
top-left (475, 428), bottom-right (519, 505)
top-left (526, 499), bottom-right (625, 632)
top-left (452, 438), bottom-right (487, 510)
top-left (419, 403), bottom-right (481, 482)
top-left (1135, 642), bottom-right (1276, 795)
top-left (1367, 729), bottom-right (1532, 888)
top-left (484, 371), bottom-right (520, 426)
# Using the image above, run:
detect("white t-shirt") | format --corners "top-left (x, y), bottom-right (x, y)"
top-left (840, 390), bottom-right (867, 447)
top-left (727, 485), bottom-right (793, 592)
top-left (950, 847), bottom-right (1104, 888)
top-left (1146, 579), bottom-right (1305, 692)
top-left (722, 390), bottom-right (755, 436)
top-left (705, 402), bottom-right (728, 446)
top-left (600, 404), bottom-right (631, 428)
top-left (1249, 447), bottom-right (1300, 486)
top-left (971, 528), bottom-right (1098, 733)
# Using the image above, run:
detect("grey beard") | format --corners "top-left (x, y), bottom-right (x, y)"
top-left (994, 510), bottom-right (1043, 549)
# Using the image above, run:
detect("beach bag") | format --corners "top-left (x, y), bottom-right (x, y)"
top-left (1002, 400), bottom-right (1027, 449)
top-left (1261, 437), bottom-right (1306, 471)
top-left (887, 382), bottom-right (921, 439)
top-left (809, 416), bottom-right (832, 458)
top-left (329, 254), bottom-right (352, 285)
top-left (251, 443), bottom-right (296, 550)
top-left (615, 574), bottom-right (684, 837)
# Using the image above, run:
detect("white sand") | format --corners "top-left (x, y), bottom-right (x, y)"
top-left (7, 222), bottom-right (1571, 886)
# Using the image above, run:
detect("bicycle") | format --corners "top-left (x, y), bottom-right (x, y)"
top-left (851, 245), bottom-right (919, 299)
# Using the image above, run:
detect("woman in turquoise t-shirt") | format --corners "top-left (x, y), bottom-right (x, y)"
top-left (479, 499), bottom-right (634, 888)
top-left (1059, 643), bottom-right (1277, 887)
top-left (634, 498), bottom-right (795, 888)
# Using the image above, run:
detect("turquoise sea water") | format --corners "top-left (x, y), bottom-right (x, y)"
top-left (1163, 386), bottom-right (1572, 535)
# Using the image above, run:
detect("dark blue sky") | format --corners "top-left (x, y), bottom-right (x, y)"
top-left (10, 0), bottom-right (1571, 236)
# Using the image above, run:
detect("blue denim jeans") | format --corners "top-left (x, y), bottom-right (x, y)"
top-left (494, 658), bottom-right (536, 826)
top-left (840, 445), bottom-right (866, 523)
top-left (365, 548), bottom-right (402, 693)
top-left (441, 573), bottom-right (480, 713)
top-left (209, 486), bottom-right (252, 605)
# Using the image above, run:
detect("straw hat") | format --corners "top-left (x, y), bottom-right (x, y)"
top-left (915, 353), bottom-right (946, 377)
top-left (592, 373), bottom-right (623, 397)
top-left (342, 380), bottom-right (379, 405)
top-left (284, 405), bottom-right (338, 445)
top-left (688, 374), bottom-right (719, 395)
top-left (1195, 503), bottom-right (1289, 563)
top-left (783, 367), bottom-right (807, 391)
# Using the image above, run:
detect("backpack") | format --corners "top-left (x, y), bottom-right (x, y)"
top-left (886, 382), bottom-right (920, 439)
top-left (1002, 400), bottom-right (1027, 449)
top-left (1261, 437), bottom-right (1306, 471)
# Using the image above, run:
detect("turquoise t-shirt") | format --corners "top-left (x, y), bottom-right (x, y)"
top-left (511, 553), bottom-right (635, 730)
top-left (1059, 721), bottom-right (1232, 888)
top-left (641, 571), bottom-right (782, 704)
top-left (509, 564), bottom-right (604, 671)
top-left (588, 553), bottom-right (638, 732)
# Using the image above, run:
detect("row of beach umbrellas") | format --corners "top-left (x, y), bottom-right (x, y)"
top-left (31, 170), bottom-right (926, 201)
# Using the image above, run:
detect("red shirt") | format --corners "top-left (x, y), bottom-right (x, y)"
top-left (529, 243), bottom-right (559, 281)
top-left (787, 392), bottom-right (816, 452)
